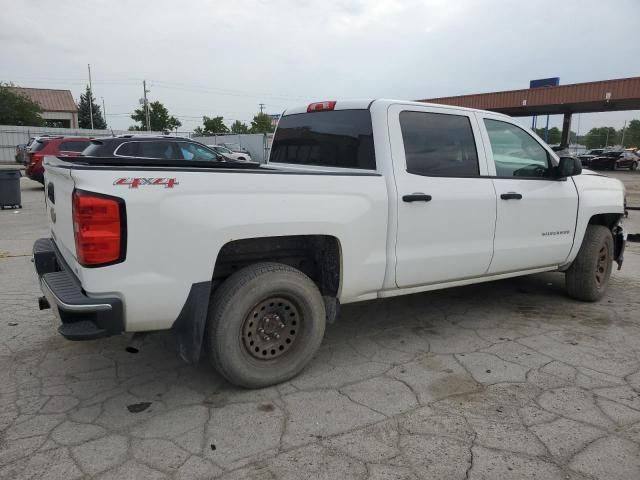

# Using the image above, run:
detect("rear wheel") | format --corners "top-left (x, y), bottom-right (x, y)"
top-left (206, 262), bottom-right (326, 388)
top-left (565, 225), bottom-right (613, 302)
top-left (631, 161), bottom-right (638, 171)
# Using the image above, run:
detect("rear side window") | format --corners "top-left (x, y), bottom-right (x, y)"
top-left (59, 140), bottom-right (90, 152)
top-left (270, 110), bottom-right (376, 169)
top-left (137, 142), bottom-right (179, 159)
top-left (399, 111), bottom-right (479, 177)
top-left (30, 140), bottom-right (47, 152)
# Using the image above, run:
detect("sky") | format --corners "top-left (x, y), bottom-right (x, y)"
top-left (1, 0), bottom-right (639, 133)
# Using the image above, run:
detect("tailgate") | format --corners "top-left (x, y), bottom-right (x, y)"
top-left (43, 156), bottom-right (78, 267)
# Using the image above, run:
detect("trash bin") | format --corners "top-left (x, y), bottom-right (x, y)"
top-left (0, 170), bottom-right (22, 209)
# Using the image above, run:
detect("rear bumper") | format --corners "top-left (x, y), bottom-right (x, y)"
top-left (33, 238), bottom-right (124, 340)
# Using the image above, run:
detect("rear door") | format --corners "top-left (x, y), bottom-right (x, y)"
top-left (477, 114), bottom-right (578, 273)
top-left (389, 104), bottom-right (497, 288)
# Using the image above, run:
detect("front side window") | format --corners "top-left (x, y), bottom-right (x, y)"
top-left (399, 111), bottom-right (479, 177)
top-left (484, 119), bottom-right (551, 178)
top-left (178, 142), bottom-right (220, 162)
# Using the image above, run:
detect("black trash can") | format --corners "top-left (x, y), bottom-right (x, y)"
top-left (0, 170), bottom-right (22, 209)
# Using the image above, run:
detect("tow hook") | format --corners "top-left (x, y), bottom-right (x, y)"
top-left (38, 296), bottom-right (50, 310)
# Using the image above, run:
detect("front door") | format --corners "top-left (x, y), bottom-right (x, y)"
top-left (389, 104), bottom-right (497, 288)
top-left (477, 114), bottom-right (578, 274)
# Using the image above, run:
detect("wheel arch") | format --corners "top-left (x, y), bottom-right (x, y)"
top-left (212, 234), bottom-right (343, 298)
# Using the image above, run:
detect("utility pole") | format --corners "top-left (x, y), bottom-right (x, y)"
top-left (143, 80), bottom-right (151, 132)
top-left (259, 103), bottom-right (265, 114)
top-left (620, 120), bottom-right (627, 148)
top-left (605, 129), bottom-right (609, 148)
top-left (101, 97), bottom-right (107, 129)
top-left (87, 64), bottom-right (94, 130)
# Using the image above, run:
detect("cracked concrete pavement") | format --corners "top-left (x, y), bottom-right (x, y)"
top-left (1, 175), bottom-right (640, 479)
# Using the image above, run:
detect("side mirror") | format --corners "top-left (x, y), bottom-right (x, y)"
top-left (557, 156), bottom-right (582, 178)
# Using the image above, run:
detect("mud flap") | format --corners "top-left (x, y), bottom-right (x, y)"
top-left (173, 281), bottom-right (212, 363)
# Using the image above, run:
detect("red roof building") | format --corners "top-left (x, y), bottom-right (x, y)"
top-left (9, 87), bottom-right (78, 128)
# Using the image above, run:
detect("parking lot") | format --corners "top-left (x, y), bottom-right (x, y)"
top-left (1, 173), bottom-right (639, 479)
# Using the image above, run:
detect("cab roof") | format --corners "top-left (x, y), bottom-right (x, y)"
top-left (281, 99), bottom-right (510, 117)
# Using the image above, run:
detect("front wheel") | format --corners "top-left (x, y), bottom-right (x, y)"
top-left (206, 262), bottom-right (326, 388)
top-left (565, 225), bottom-right (613, 302)
top-left (631, 161), bottom-right (638, 171)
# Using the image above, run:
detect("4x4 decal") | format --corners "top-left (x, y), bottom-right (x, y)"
top-left (113, 178), bottom-right (179, 189)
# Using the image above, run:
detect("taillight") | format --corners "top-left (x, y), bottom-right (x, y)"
top-left (30, 153), bottom-right (44, 165)
top-left (72, 190), bottom-right (126, 267)
top-left (307, 101), bottom-right (336, 112)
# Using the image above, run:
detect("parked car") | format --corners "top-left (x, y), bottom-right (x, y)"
top-left (34, 99), bottom-right (625, 388)
top-left (589, 150), bottom-right (638, 170)
top-left (221, 142), bottom-right (251, 156)
top-left (25, 136), bottom-right (92, 183)
top-left (578, 148), bottom-right (606, 166)
top-left (81, 136), bottom-right (228, 162)
top-left (207, 144), bottom-right (253, 162)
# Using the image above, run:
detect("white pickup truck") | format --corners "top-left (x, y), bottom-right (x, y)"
top-left (34, 99), bottom-right (626, 388)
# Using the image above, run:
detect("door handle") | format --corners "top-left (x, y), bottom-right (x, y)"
top-left (403, 193), bottom-right (432, 202)
top-left (500, 192), bottom-right (523, 200)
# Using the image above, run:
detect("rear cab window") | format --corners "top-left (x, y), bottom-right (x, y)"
top-left (270, 109), bottom-right (376, 170)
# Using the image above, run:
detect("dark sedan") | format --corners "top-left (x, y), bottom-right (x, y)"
top-left (589, 151), bottom-right (638, 171)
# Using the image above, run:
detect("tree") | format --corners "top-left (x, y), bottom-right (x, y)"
top-left (77, 85), bottom-right (106, 129)
top-left (584, 127), bottom-right (618, 149)
top-left (231, 120), bottom-right (249, 134)
top-left (202, 116), bottom-right (229, 134)
top-left (249, 112), bottom-right (274, 134)
top-left (130, 100), bottom-right (181, 132)
top-left (0, 83), bottom-right (45, 126)
top-left (534, 127), bottom-right (561, 144)
top-left (621, 120), bottom-right (640, 148)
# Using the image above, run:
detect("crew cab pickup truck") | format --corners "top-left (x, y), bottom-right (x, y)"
top-left (33, 99), bottom-right (626, 388)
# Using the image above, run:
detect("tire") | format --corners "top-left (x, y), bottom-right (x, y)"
top-left (610, 161), bottom-right (617, 171)
top-left (565, 225), bottom-right (613, 302)
top-left (631, 161), bottom-right (638, 171)
top-left (206, 262), bottom-right (326, 388)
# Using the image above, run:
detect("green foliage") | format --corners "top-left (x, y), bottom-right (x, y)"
top-left (130, 100), bottom-right (182, 132)
top-left (249, 112), bottom-right (274, 134)
top-left (0, 82), bottom-right (45, 126)
top-left (584, 127), bottom-right (618, 149)
top-left (621, 120), bottom-right (640, 148)
top-left (202, 116), bottom-right (229, 134)
top-left (231, 120), bottom-right (249, 134)
top-left (534, 126), bottom-right (561, 144)
top-left (77, 85), bottom-right (106, 129)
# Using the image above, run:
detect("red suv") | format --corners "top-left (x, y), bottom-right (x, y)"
top-left (25, 136), bottom-right (92, 184)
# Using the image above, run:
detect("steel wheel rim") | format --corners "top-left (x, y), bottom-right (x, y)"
top-left (242, 296), bottom-right (301, 360)
top-left (595, 244), bottom-right (609, 288)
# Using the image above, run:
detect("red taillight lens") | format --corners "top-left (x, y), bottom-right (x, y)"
top-left (72, 190), bottom-right (125, 267)
top-left (30, 153), bottom-right (44, 165)
top-left (307, 101), bottom-right (336, 112)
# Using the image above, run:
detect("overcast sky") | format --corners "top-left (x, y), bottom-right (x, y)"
top-left (1, 0), bottom-right (639, 133)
